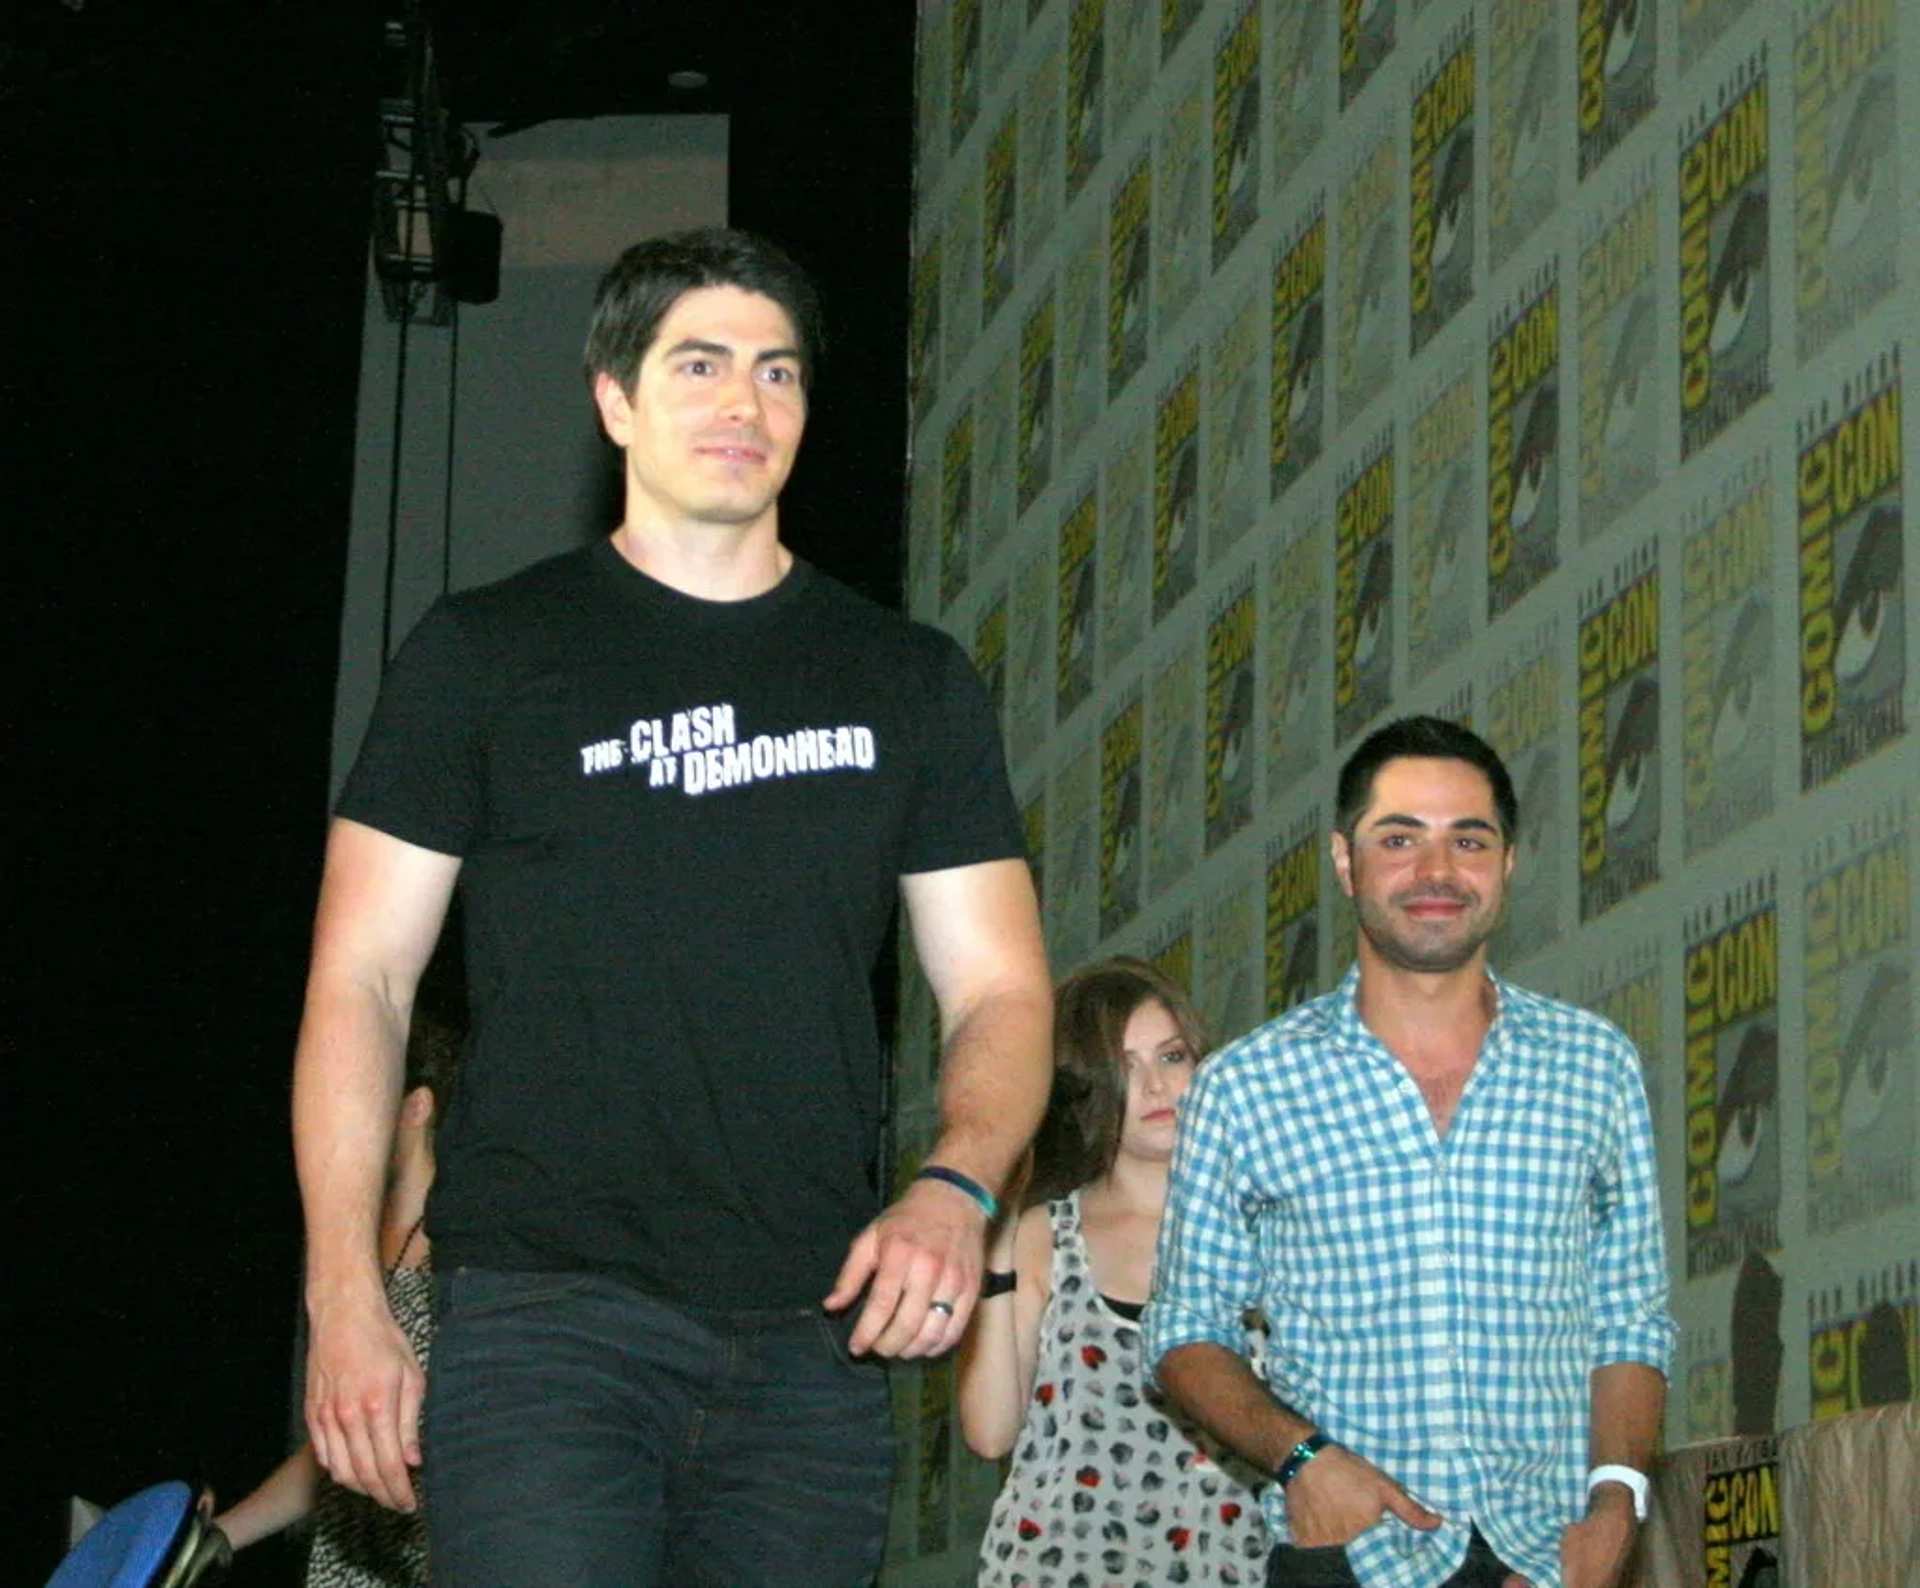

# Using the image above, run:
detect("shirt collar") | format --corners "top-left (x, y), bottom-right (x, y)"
top-left (1330, 961), bottom-right (1545, 1074)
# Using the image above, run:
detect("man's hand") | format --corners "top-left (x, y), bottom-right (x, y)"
top-left (1504, 1486), bottom-right (1637, 1588)
top-left (304, 1289), bottom-right (424, 1513)
top-left (1284, 1444), bottom-right (1442, 1547)
top-left (825, 1174), bottom-right (988, 1358)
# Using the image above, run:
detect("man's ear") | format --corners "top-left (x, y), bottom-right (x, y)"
top-left (592, 371), bottom-right (635, 447)
top-left (1330, 830), bottom-right (1354, 898)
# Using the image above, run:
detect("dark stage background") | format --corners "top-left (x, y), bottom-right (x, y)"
top-left (5, 5), bottom-right (913, 1579)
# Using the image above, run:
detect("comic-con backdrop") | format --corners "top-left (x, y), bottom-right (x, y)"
top-left (885, 0), bottom-right (1916, 1577)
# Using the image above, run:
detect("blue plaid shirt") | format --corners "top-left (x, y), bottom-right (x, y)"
top-left (1144, 966), bottom-right (1674, 1588)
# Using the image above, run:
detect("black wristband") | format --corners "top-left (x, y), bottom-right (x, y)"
top-left (1276, 1430), bottom-right (1332, 1488)
top-left (981, 1269), bottom-right (1017, 1299)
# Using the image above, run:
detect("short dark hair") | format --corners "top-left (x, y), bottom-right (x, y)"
top-left (1335, 715), bottom-right (1519, 840)
top-left (583, 227), bottom-right (825, 392)
top-left (1029, 956), bottom-right (1213, 1203)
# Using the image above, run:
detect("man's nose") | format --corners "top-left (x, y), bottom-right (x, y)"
top-left (717, 369), bottom-right (761, 421)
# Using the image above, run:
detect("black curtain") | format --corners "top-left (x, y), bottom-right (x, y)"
top-left (6, 8), bottom-right (377, 1581)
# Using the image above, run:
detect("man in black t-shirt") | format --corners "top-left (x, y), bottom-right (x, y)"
top-left (293, 229), bottom-right (1053, 1586)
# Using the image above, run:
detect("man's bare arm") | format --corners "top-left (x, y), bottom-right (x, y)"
top-left (1157, 1342), bottom-right (1441, 1546)
top-left (1542, 1362), bottom-right (1667, 1588)
top-left (1587, 1360), bottom-right (1665, 1479)
top-left (826, 856), bottom-right (1052, 1358)
top-left (1157, 1341), bottom-right (1305, 1474)
top-left (292, 818), bottom-right (460, 1513)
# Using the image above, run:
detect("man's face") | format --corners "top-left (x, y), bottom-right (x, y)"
top-left (593, 284), bottom-right (807, 533)
top-left (1332, 755), bottom-right (1515, 975)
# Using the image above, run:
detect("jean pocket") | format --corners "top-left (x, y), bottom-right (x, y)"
top-left (1266, 1542), bottom-right (1361, 1587)
top-left (810, 1305), bottom-right (870, 1372)
top-left (434, 1267), bottom-right (597, 1324)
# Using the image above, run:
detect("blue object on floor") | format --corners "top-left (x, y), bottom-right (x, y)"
top-left (46, 1482), bottom-right (194, 1588)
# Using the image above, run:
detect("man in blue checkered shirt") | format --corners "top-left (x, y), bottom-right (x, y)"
top-left (1144, 717), bottom-right (1674, 1588)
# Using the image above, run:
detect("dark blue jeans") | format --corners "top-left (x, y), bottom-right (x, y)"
top-left (423, 1268), bottom-right (892, 1587)
top-left (1266, 1525), bottom-right (1517, 1586)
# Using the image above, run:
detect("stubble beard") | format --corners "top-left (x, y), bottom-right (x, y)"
top-left (1354, 887), bottom-right (1502, 975)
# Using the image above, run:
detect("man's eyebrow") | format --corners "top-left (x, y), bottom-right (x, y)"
top-left (659, 338), bottom-right (802, 366)
top-left (1366, 812), bottom-right (1501, 833)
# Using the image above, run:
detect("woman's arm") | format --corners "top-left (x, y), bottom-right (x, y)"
top-left (214, 1443), bottom-right (323, 1550)
top-left (957, 1202), bottom-right (1053, 1459)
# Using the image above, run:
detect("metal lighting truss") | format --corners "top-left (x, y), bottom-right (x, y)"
top-left (373, 0), bottom-right (455, 325)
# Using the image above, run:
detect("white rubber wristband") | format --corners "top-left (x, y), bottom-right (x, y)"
top-left (1587, 1464), bottom-right (1650, 1522)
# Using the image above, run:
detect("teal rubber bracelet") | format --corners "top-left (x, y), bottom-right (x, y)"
top-left (1277, 1431), bottom-right (1332, 1488)
top-left (915, 1164), bottom-right (999, 1220)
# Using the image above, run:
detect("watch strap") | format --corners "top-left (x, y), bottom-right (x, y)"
top-left (1276, 1430), bottom-right (1333, 1488)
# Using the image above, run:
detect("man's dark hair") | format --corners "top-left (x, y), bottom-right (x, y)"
top-left (583, 227), bottom-right (825, 393)
top-left (1335, 715), bottom-right (1519, 840)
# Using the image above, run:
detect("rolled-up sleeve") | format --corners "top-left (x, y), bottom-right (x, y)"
top-left (1144, 1060), bottom-right (1265, 1374)
top-left (1588, 1044), bottom-right (1677, 1373)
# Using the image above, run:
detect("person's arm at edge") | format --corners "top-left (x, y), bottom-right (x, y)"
top-left (213, 1444), bottom-right (323, 1550)
top-left (1546, 1361), bottom-right (1666, 1588)
top-left (1545, 1036), bottom-right (1674, 1588)
top-left (1156, 1341), bottom-right (1309, 1473)
top-left (1146, 1058), bottom-right (1305, 1468)
top-left (957, 1199), bottom-right (1053, 1459)
top-left (827, 856), bottom-right (1052, 1358)
top-left (293, 817), bottom-right (461, 1513)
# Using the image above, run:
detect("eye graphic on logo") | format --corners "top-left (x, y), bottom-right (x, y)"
top-left (1165, 444), bottom-right (1198, 558)
top-left (1840, 961), bottom-right (1905, 1136)
top-left (1066, 564), bottom-right (1095, 665)
top-left (1289, 300), bottom-right (1324, 427)
top-left (1227, 85), bottom-right (1257, 200)
top-left (1353, 536), bottom-right (1391, 674)
top-left (1604, 0), bottom-right (1644, 80)
top-left (1511, 387), bottom-right (1558, 537)
top-left (1220, 669), bottom-right (1255, 786)
top-left (1603, 294), bottom-right (1653, 452)
top-left (1354, 223), bottom-right (1392, 355)
top-left (1710, 598), bottom-right (1767, 764)
top-left (1516, 752), bottom-right (1556, 877)
top-left (1509, 35), bottom-right (1553, 187)
top-left (1430, 135), bottom-right (1473, 276)
top-left (1826, 75), bottom-right (1892, 256)
top-left (1605, 674), bottom-right (1657, 835)
top-left (1708, 190), bottom-right (1767, 359)
top-left (1427, 467), bottom-right (1469, 608)
top-left (1282, 24), bottom-right (1321, 118)
top-left (1024, 363), bottom-right (1052, 470)
top-left (1119, 234), bottom-right (1149, 344)
top-left (1835, 504), bottom-right (1902, 688)
top-left (1716, 1022), bottom-right (1776, 1187)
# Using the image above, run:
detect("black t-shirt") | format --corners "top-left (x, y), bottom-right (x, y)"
top-left (338, 541), bottom-right (1024, 1308)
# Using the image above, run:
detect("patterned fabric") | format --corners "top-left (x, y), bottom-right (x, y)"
top-left (978, 1193), bottom-right (1269, 1586)
top-left (1144, 967), bottom-right (1675, 1588)
top-left (305, 1256), bottom-right (433, 1587)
